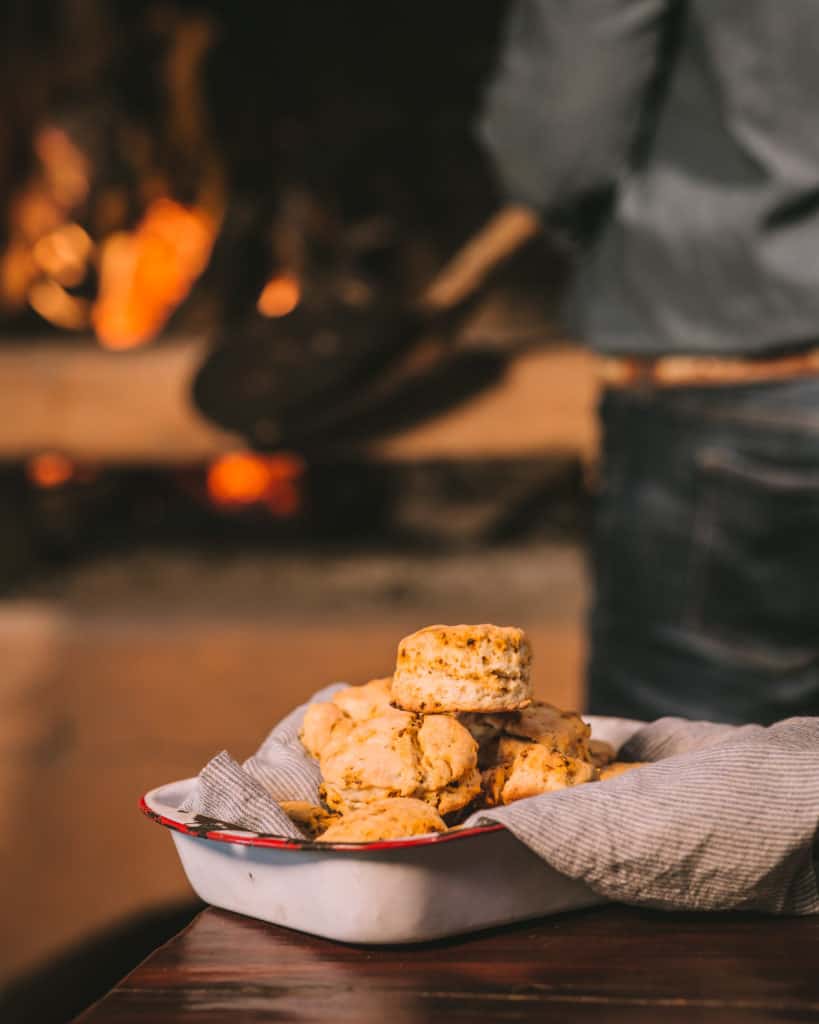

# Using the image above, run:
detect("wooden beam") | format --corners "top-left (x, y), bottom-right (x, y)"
top-left (0, 337), bottom-right (598, 463)
top-left (0, 337), bottom-right (241, 463)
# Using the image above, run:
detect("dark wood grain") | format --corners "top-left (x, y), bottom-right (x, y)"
top-left (77, 905), bottom-right (819, 1023)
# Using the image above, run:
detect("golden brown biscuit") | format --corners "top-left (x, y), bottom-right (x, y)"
top-left (491, 701), bottom-right (591, 760)
top-left (323, 768), bottom-right (482, 819)
top-left (473, 729), bottom-right (598, 807)
top-left (392, 624), bottom-right (533, 713)
top-left (495, 734), bottom-right (534, 764)
top-left (318, 798), bottom-right (446, 843)
top-left (319, 708), bottom-right (418, 808)
top-left (480, 764), bottom-right (506, 808)
top-left (432, 766), bottom-right (482, 816)
top-left (318, 709), bottom-right (479, 815)
top-left (300, 702), bottom-right (349, 760)
top-left (500, 742), bottom-right (595, 804)
top-left (331, 676), bottom-right (394, 721)
top-left (300, 678), bottom-right (395, 761)
top-left (416, 714), bottom-right (479, 790)
top-left (599, 760), bottom-right (650, 781)
top-left (279, 801), bottom-right (338, 839)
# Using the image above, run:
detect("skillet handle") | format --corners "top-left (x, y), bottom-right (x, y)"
top-left (419, 204), bottom-right (540, 315)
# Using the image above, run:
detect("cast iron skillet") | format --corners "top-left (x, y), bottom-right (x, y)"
top-left (192, 206), bottom-right (540, 451)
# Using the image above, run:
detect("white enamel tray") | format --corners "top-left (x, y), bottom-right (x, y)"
top-left (142, 716), bottom-right (642, 944)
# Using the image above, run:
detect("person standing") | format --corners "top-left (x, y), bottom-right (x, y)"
top-left (480, 0), bottom-right (819, 723)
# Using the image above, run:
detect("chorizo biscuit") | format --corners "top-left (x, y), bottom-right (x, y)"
top-left (318, 798), bottom-right (446, 843)
top-left (393, 624), bottom-right (532, 713)
top-left (331, 676), bottom-right (394, 721)
top-left (319, 710), bottom-right (479, 815)
top-left (300, 678), bottom-right (395, 760)
top-left (492, 701), bottom-right (591, 760)
top-left (500, 742), bottom-right (595, 804)
top-left (279, 801), bottom-right (338, 839)
top-left (300, 701), bottom-right (350, 760)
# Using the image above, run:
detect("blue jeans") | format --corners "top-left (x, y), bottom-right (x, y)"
top-left (587, 375), bottom-right (819, 724)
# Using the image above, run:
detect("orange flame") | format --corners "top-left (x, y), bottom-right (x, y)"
top-left (26, 452), bottom-right (75, 489)
top-left (0, 242), bottom-right (38, 310)
top-left (11, 184), bottom-right (63, 243)
top-left (28, 279), bottom-right (90, 330)
top-left (2, 125), bottom-right (92, 315)
top-left (34, 126), bottom-right (91, 210)
top-left (207, 451), bottom-right (305, 516)
top-left (1, 188), bottom-right (62, 312)
top-left (257, 273), bottom-right (300, 318)
top-left (93, 198), bottom-right (217, 350)
top-left (32, 223), bottom-right (93, 287)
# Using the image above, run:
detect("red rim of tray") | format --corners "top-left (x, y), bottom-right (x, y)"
top-left (140, 793), bottom-right (505, 852)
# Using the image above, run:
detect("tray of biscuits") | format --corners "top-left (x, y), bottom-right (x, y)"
top-left (142, 624), bottom-right (644, 942)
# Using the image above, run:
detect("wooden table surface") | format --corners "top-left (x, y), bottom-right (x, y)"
top-left (77, 904), bottom-right (819, 1023)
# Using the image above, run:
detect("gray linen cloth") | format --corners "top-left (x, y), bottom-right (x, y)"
top-left (181, 685), bottom-right (819, 914)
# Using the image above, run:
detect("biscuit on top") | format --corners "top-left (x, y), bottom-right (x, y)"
top-left (392, 623), bottom-right (533, 713)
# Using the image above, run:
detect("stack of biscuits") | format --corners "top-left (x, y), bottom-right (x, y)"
top-left (292, 624), bottom-right (643, 842)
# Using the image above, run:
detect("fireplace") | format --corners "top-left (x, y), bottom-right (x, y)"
top-left (0, 0), bottom-right (590, 590)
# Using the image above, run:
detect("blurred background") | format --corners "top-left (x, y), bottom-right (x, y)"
top-left (0, 0), bottom-right (599, 1015)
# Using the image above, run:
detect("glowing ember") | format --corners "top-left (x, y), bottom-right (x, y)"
top-left (207, 451), bottom-right (305, 516)
top-left (1, 188), bottom-right (62, 312)
top-left (28, 279), bottom-right (91, 330)
top-left (257, 273), bottom-right (300, 318)
top-left (11, 184), bottom-right (63, 243)
top-left (92, 233), bottom-right (144, 349)
top-left (34, 126), bottom-right (91, 210)
top-left (32, 223), bottom-right (94, 287)
top-left (208, 453), bottom-right (271, 504)
top-left (93, 198), bottom-right (218, 350)
top-left (0, 242), bottom-right (38, 310)
top-left (26, 452), bottom-right (76, 489)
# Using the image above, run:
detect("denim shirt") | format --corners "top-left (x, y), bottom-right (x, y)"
top-left (480, 1), bottom-right (819, 356)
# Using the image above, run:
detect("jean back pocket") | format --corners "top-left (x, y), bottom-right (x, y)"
top-left (686, 447), bottom-right (819, 659)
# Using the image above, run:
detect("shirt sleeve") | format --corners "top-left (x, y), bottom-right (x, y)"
top-left (479, 0), bottom-right (675, 222)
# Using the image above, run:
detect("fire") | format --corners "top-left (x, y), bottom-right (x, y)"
top-left (92, 232), bottom-right (150, 349)
top-left (34, 126), bottom-right (91, 210)
top-left (10, 184), bottom-right (63, 244)
top-left (28, 279), bottom-right (90, 330)
top-left (32, 223), bottom-right (94, 286)
top-left (26, 452), bottom-right (76, 489)
top-left (0, 242), bottom-right (38, 310)
top-left (0, 128), bottom-right (92, 316)
top-left (207, 453), bottom-right (272, 505)
top-left (257, 273), bottom-right (300, 318)
top-left (207, 451), bottom-right (305, 517)
top-left (93, 197), bottom-right (218, 350)
top-left (1, 187), bottom-right (63, 312)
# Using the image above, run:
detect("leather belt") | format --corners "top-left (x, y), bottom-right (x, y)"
top-left (599, 348), bottom-right (819, 389)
